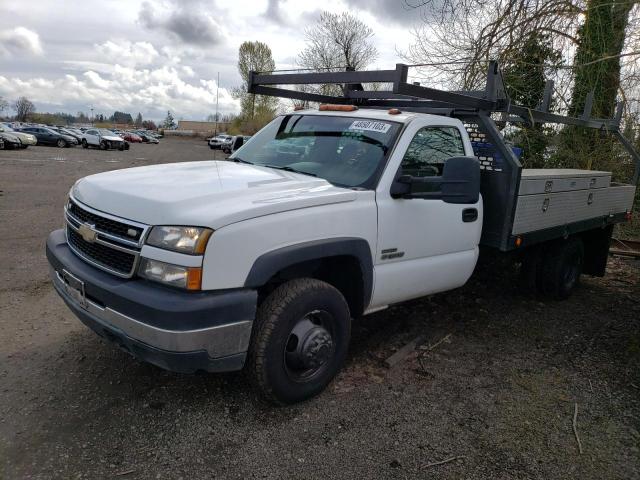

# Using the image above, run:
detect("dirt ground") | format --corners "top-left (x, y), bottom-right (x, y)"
top-left (1, 138), bottom-right (639, 480)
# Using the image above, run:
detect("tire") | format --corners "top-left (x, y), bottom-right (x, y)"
top-left (247, 278), bottom-right (351, 405)
top-left (99, 141), bottom-right (107, 150)
top-left (82, 139), bottom-right (88, 148)
top-left (124, 142), bottom-right (130, 150)
top-left (209, 145), bottom-right (215, 150)
top-left (57, 138), bottom-right (67, 148)
top-left (539, 238), bottom-right (584, 300)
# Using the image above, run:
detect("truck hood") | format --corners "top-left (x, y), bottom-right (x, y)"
top-left (72, 161), bottom-right (357, 228)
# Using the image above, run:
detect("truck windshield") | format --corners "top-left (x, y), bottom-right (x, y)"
top-left (229, 114), bottom-right (401, 188)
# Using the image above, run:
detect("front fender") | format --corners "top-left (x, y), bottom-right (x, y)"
top-left (244, 237), bottom-right (374, 308)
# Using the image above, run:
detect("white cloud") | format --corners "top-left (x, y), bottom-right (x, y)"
top-left (138, 0), bottom-right (226, 46)
top-left (0, 1), bottom-right (415, 121)
top-left (95, 40), bottom-right (159, 67)
top-left (0, 61), bottom-right (239, 121)
top-left (83, 70), bottom-right (111, 89)
top-left (0, 27), bottom-right (43, 57)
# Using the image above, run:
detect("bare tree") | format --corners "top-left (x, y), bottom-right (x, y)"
top-left (0, 96), bottom-right (8, 117)
top-left (299, 11), bottom-right (378, 71)
top-left (13, 96), bottom-right (35, 122)
top-left (401, 0), bottom-right (640, 176)
top-left (401, 0), bottom-right (582, 90)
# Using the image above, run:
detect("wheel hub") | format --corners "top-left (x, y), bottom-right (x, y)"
top-left (285, 313), bottom-right (335, 374)
top-left (300, 328), bottom-right (333, 369)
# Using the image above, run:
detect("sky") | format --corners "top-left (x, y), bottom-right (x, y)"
top-left (0, 0), bottom-right (424, 122)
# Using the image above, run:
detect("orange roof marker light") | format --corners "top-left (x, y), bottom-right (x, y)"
top-left (388, 108), bottom-right (402, 115)
top-left (319, 104), bottom-right (358, 112)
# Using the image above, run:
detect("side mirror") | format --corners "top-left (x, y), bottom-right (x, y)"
top-left (390, 156), bottom-right (480, 204)
top-left (233, 136), bottom-right (244, 150)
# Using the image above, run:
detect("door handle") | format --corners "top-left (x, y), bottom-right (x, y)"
top-left (462, 208), bottom-right (478, 222)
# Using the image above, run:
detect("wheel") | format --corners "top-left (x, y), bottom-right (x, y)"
top-left (57, 138), bottom-right (67, 148)
top-left (539, 238), bottom-right (584, 300)
top-left (247, 278), bottom-right (351, 405)
top-left (82, 139), bottom-right (88, 148)
top-left (99, 141), bottom-right (107, 150)
top-left (209, 145), bottom-right (215, 150)
top-left (118, 144), bottom-right (124, 151)
top-left (124, 142), bottom-right (130, 150)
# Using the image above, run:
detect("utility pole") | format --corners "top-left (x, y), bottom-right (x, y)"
top-left (215, 72), bottom-right (220, 135)
top-left (90, 106), bottom-right (94, 126)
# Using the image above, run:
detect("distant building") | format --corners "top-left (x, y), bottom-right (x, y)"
top-left (177, 120), bottom-right (230, 136)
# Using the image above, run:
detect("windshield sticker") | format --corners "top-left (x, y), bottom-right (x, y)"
top-left (348, 120), bottom-right (392, 134)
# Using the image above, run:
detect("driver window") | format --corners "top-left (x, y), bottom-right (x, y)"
top-left (401, 126), bottom-right (465, 177)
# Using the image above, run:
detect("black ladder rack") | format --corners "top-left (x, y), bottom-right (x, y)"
top-left (248, 62), bottom-right (640, 251)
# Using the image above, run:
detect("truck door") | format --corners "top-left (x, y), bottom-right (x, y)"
top-left (370, 121), bottom-right (483, 308)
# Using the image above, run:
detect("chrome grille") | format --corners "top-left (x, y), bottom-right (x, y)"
top-left (65, 198), bottom-right (149, 278)
top-left (68, 200), bottom-right (144, 242)
top-left (67, 227), bottom-right (136, 275)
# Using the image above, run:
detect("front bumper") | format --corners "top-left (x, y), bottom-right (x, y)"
top-left (46, 229), bottom-right (257, 373)
top-left (18, 136), bottom-right (37, 146)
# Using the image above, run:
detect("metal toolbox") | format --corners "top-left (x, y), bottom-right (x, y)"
top-left (512, 169), bottom-right (635, 235)
top-left (518, 169), bottom-right (611, 195)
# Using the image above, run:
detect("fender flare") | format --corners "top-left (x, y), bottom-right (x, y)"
top-left (244, 237), bottom-right (374, 309)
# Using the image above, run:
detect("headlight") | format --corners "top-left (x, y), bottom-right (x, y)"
top-left (138, 258), bottom-right (202, 290)
top-left (146, 226), bottom-right (212, 254)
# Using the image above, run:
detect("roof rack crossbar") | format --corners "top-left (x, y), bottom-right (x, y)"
top-left (251, 68), bottom-right (400, 86)
top-left (248, 61), bottom-right (627, 132)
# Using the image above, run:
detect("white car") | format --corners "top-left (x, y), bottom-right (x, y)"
top-left (81, 128), bottom-right (129, 150)
top-left (46, 105), bottom-right (636, 405)
top-left (208, 134), bottom-right (232, 150)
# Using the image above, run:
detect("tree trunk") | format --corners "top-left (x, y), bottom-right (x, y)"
top-left (570, 0), bottom-right (634, 118)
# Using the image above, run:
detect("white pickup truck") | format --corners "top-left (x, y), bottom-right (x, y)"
top-left (47, 65), bottom-right (638, 404)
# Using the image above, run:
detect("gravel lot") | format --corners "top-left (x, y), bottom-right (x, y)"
top-left (1, 138), bottom-right (639, 479)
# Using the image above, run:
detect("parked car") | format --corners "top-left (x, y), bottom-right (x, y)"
top-left (18, 126), bottom-right (77, 147)
top-left (133, 131), bottom-right (159, 144)
top-left (81, 128), bottom-right (129, 150)
top-left (208, 134), bottom-right (232, 150)
top-left (51, 127), bottom-right (82, 143)
top-left (122, 132), bottom-right (143, 143)
top-left (0, 137), bottom-right (3, 149)
top-left (65, 127), bottom-right (85, 137)
top-left (221, 135), bottom-right (251, 154)
top-left (0, 125), bottom-right (37, 148)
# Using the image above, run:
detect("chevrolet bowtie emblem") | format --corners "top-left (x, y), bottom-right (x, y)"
top-left (78, 223), bottom-right (98, 243)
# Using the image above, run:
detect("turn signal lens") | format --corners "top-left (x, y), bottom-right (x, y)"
top-left (139, 258), bottom-right (202, 290)
top-left (186, 268), bottom-right (203, 290)
top-left (319, 104), bottom-right (358, 112)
